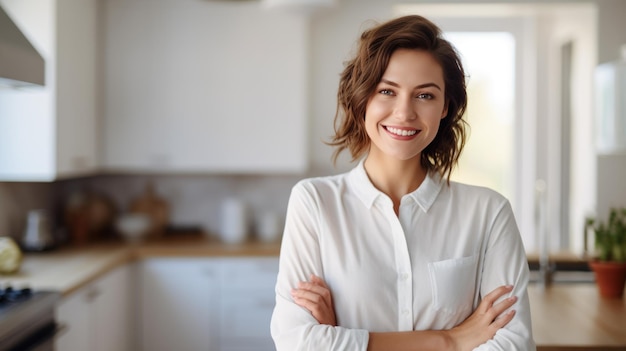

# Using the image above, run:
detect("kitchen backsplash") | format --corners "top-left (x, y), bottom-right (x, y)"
top-left (0, 182), bottom-right (54, 241)
top-left (0, 173), bottom-right (311, 243)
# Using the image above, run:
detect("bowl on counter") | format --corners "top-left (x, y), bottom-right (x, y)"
top-left (115, 214), bottom-right (151, 243)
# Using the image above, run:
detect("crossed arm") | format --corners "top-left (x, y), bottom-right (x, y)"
top-left (292, 275), bottom-right (518, 351)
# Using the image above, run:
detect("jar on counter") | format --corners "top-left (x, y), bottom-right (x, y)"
top-left (219, 198), bottom-right (249, 244)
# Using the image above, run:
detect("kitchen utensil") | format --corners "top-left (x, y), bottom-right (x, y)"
top-left (22, 210), bottom-right (55, 251)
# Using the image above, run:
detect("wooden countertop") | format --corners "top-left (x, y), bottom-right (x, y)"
top-left (529, 283), bottom-right (626, 351)
top-left (1, 236), bottom-right (624, 350)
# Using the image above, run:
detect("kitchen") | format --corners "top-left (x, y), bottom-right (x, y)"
top-left (1, 0), bottom-right (626, 350)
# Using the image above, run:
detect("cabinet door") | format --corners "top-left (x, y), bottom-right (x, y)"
top-left (0, 0), bottom-right (98, 181)
top-left (140, 258), bottom-right (219, 351)
top-left (92, 264), bottom-right (134, 351)
top-left (219, 257), bottom-right (278, 351)
top-left (55, 264), bottom-right (133, 351)
top-left (55, 288), bottom-right (92, 351)
top-left (55, 0), bottom-right (99, 178)
top-left (102, 1), bottom-right (307, 174)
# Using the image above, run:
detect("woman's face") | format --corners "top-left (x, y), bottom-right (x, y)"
top-left (364, 48), bottom-right (447, 163)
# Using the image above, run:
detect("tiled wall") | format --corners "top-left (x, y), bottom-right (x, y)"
top-left (0, 182), bottom-right (54, 241)
top-left (0, 173), bottom-right (307, 244)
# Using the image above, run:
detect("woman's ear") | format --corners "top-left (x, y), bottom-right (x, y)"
top-left (441, 102), bottom-right (449, 119)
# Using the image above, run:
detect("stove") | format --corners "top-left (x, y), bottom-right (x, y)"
top-left (0, 286), bottom-right (60, 351)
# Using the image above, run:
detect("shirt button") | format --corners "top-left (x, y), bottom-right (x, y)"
top-left (402, 309), bottom-right (409, 315)
top-left (400, 273), bottom-right (409, 281)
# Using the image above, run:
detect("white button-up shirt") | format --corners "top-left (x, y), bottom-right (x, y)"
top-left (271, 161), bottom-right (535, 350)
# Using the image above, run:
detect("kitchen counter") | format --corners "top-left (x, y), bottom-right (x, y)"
top-left (0, 235), bottom-right (280, 296)
top-left (1, 237), bottom-right (624, 350)
top-left (529, 283), bottom-right (626, 351)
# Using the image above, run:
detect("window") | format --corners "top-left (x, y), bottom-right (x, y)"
top-left (445, 32), bottom-right (516, 206)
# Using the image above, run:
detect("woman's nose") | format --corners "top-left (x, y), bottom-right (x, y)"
top-left (394, 96), bottom-right (417, 120)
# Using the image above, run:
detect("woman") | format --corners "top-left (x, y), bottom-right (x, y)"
top-left (271, 15), bottom-right (535, 351)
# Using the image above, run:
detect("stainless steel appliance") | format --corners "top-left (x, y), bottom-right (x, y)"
top-left (0, 286), bottom-right (60, 351)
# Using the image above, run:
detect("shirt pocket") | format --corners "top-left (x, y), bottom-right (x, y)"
top-left (428, 255), bottom-right (478, 318)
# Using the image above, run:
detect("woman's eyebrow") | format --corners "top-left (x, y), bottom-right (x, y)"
top-left (380, 78), bottom-right (442, 91)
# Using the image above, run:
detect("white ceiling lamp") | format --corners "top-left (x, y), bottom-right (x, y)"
top-left (261, 0), bottom-right (337, 16)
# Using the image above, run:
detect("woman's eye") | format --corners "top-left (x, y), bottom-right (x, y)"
top-left (379, 89), bottom-right (394, 96)
top-left (417, 93), bottom-right (434, 100)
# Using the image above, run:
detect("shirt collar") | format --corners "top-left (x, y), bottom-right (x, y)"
top-left (349, 159), bottom-right (444, 213)
top-left (406, 171), bottom-right (444, 213)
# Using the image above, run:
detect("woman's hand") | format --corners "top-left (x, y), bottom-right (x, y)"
top-left (446, 285), bottom-right (518, 351)
top-left (291, 274), bottom-right (337, 326)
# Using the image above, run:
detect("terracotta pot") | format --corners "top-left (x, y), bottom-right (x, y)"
top-left (589, 260), bottom-right (626, 298)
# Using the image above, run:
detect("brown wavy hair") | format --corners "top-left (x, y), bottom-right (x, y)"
top-left (328, 15), bottom-right (468, 181)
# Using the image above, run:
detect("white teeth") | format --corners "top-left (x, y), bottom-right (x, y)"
top-left (387, 127), bottom-right (417, 136)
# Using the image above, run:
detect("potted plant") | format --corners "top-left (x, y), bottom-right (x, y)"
top-left (586, 207), bottom-right (626, 298)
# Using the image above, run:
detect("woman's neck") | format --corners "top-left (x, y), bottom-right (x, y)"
top-left (363, 153), bottom-right (426, 214)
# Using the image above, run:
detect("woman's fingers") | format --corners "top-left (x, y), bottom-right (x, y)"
top-left (490, 309), bottom-right (516, 331)
top-left (291, 275), bottom-right (337, 326)
top-left (488, 295), bottom-right (517, 320)
top-left (292, 284), bottom-right (329, 306)
top-left (480, 286), bottom-right (517, 325)
top-left (478, 285), bottom-right (513, 313)
top-left (447, 285), bottom-right (518, 351)
top-left (292, 291), bottom-right (329, 316)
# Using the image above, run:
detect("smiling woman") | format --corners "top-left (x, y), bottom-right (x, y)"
top-left (365, 49), bottom-right (448, 169)
top-left (271, 14), bottom-right (535, 351)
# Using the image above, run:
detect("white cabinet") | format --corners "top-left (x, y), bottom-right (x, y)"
top-left (101, 0), bottom-right (308, 174)
top-left (138, 257), bottom-right (278, 351)
top-left (139, 258), bottom-right (219, 351)
top-left (219, 258), bottom-right (278, 351)
top-left (55, 264), bottom-right (133, 351)
top-left (0, 0), bottom-right (98, 181)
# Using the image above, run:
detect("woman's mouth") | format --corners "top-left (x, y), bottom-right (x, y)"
top-left (384, 126), bottom-right (418, 137)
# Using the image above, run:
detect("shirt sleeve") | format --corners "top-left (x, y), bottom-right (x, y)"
top-left (474, 199), bottom-right (537, 351)
top-left (270, 181), bottom-right (370, 351)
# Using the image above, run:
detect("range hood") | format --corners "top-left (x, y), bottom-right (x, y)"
top-left (0, 5), bottom-right (44, 87)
